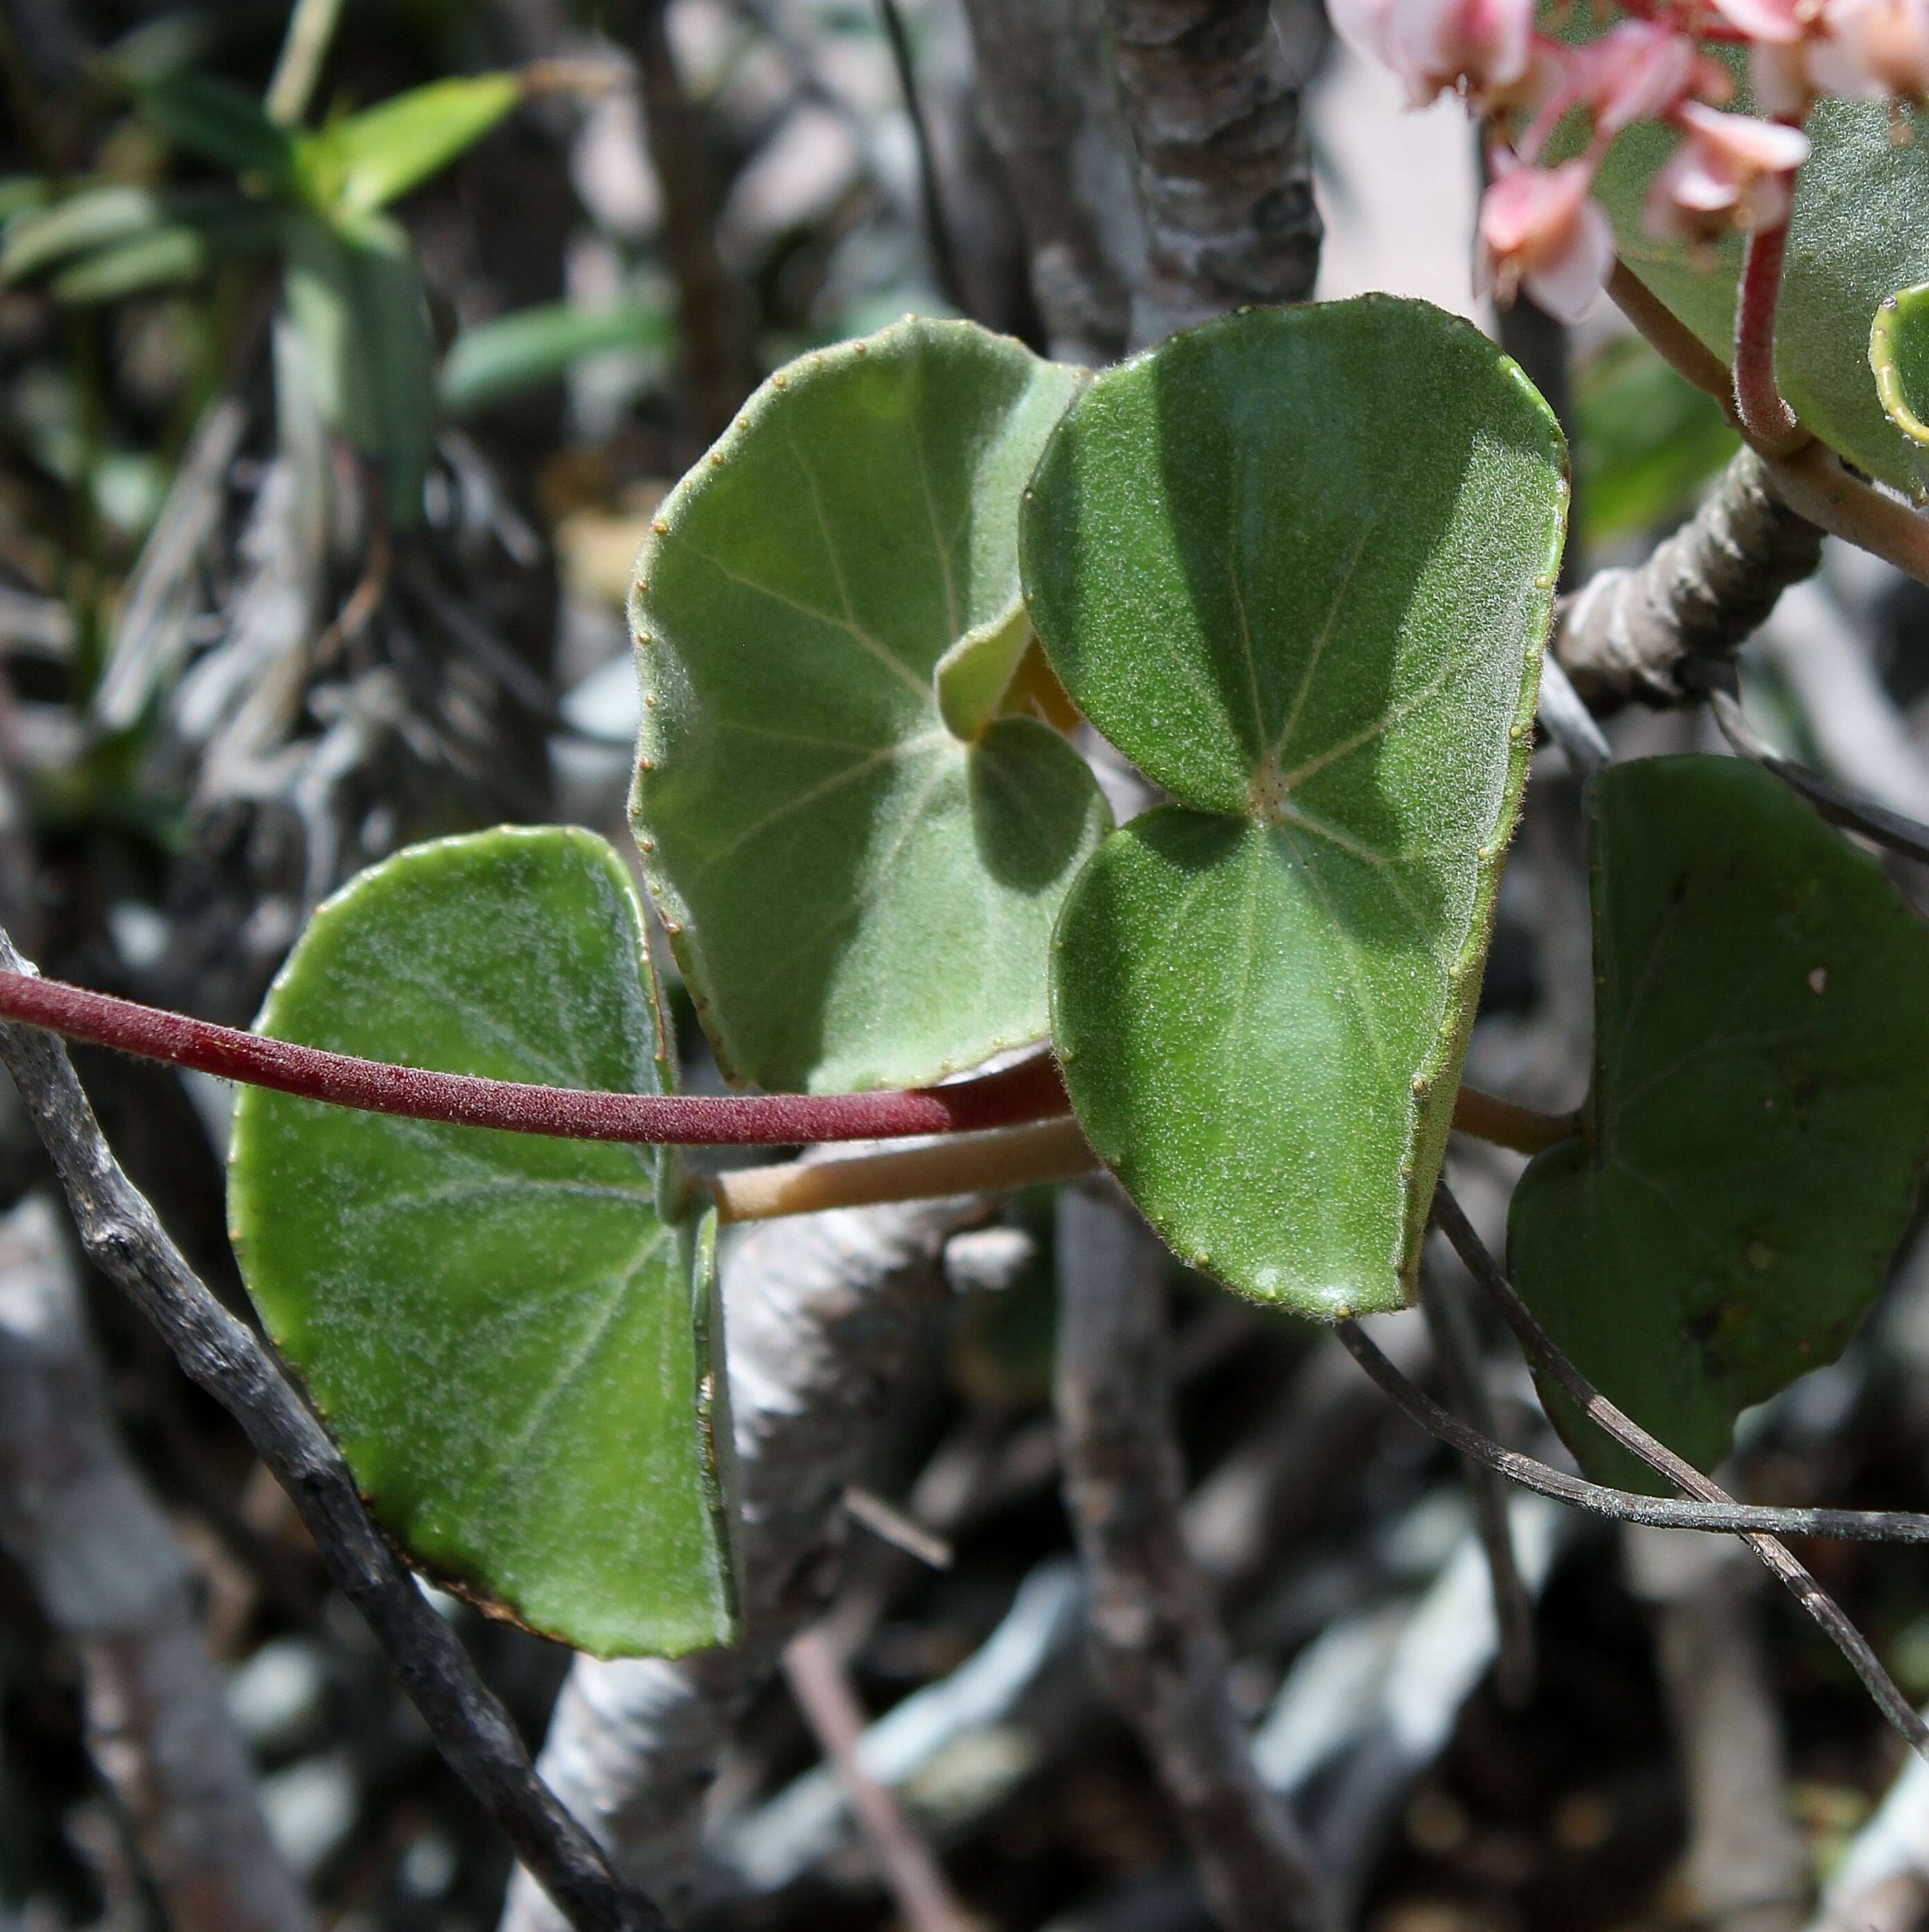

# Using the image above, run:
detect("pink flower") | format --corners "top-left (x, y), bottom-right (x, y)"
top-left (1644, 103), bottom-right (1813, 240)
top-left (1332, 0), bottom-right (1535, 103)
top-left (1572, 21), bottom-right (1703, 132)
top-left (1807, 0), bottom-right (1929, 100)
top-left (1476, 158), bottom-right (1616, 321)
top-left (1707, 0), bottom-right (1808, 42)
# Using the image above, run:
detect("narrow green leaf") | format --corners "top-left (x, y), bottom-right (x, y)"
top-left (1510, 756), bottom-right (1929, 1489)
top-left (227, 826), bottom-right (737, 1659)
top-left (631, 316), bottom-right (1108, 1095)
top-left (3, 184), bottom-right (176, 283)
top-left (281, 211), bottom-right (435, 525)
top-left (1030, 299), bottom-right (1567, 1315)
top-left (49, 204), bottom-right (282, 303)
top-left (439, 299), bottom-right (671, 415)
top-left (312, 75), bottom-right (521, 218)
top-left (137, 71), bottom-right (294, 179)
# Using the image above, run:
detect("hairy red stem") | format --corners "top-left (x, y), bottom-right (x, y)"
top-left (0, 971), bottom-right (1069, 1146)
top-left (1732, 215), bottom-right (1807, 456)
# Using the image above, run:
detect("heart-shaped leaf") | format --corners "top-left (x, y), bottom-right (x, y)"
top-left (1587, 82), bottom-right (1929, 493)
top-left (1028, 298), bottom-right (1568, 1315)
top-left (1510, 756), bottom-right (1929, 1489)
top-left (631, 316), bottom-right (1110, 1095)
top-left (227, 827), bottom-right (736, 1659)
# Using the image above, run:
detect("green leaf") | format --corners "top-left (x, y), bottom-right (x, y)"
top-left (3, 184), bottom-right (183, 283)
top-left (300, 75), bottom-right (521, 219)
top-left (631, 315), bottom-right (1109, 1094)
top-left (1029, 298), bottom-right (1567, 1315)
top-left (136, 72), bottom-right (294, 180)
top-left (1585, 76), bottom-right (1929, 494)
top-left (227, 826), bottom-right (737, 1659)
top-left (281, 210), bottom-right (435, 525)
top-left (1510, 756), bottom-right (1929, 1490)
top-left (49, 204), bottom-right (282, 303)
top-left (439, 299), bottom-right (671, 415)
top-left (1576, 335), bottom-right (1739, 545)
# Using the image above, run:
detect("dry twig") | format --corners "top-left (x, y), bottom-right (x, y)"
top-left (613, 0), bottom-right (756, 445)
top-left (1419, 1262), bottom-right (1535, 1708)
top-left (782, 1627), bottom-right (982, 1932)
top-left (1055, 1186), bottom-right (1335, 1932)
top-left (1555, 447), bottom-right (1822, 712)
top-left (0, 925), bottom-right (661, 1932)
top-left (1432, 1184), bottom-right (1929, 1760)
top-left (0, 1196), bottom-right (313, 1932)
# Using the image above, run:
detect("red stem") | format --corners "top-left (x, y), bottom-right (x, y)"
top-left (1732, 215), bottom-right (1806, 455)
top-left (0, 971), bottom-right (1070, 1146)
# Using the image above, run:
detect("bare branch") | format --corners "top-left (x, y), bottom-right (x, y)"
top-left (0, 1196), bottom-right (314, 1932)
top-left (958, 0), bottom-right (1136, 362)
top-left (1102, 0), bottom-right (1321, 346)
top-left (1555, 448), bottom-right (1822, 714)
top-left (1432, 1183), bottom-right (1929, 1761)
top-left (0, 925), bottom-right (663, 1932)
top-left (1055, 1186), bottom-right (1335, 1932)
top-left (1332, 1315), bottom-right (1929, 1546)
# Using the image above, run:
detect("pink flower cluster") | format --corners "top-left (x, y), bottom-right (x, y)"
top-left (1331, 0), bottom-right (1927, 321)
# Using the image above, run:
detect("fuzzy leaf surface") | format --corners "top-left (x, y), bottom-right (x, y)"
top-left (1510, 756), bottom-right (1929, 1489)
top-left (631, 316), bottom-right (1107, 1094)
top-left (1031, 299), bottom-right (1567, 1314)
top-left (227, 827), bottom-right (735, 1659)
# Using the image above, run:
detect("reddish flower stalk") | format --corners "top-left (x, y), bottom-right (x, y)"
top-left (1732, 215), bottom-right (1808, 454)
top-left (0, 970), bottom-right (1071, 1146)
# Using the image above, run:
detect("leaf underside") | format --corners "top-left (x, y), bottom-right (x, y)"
top-left (1028, 298), bottom-right (1569, 1316)
top-left (630, 314), bottom-right (1109, 1095)
top-left (227, 827), bottom-right (735, 1659)
top-left (1510, 756), bottom-right (1929, 1490)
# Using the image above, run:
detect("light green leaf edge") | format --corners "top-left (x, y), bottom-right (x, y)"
top-left (1029, 297), bottom-right (1569, 1315)
top-left (299, 76), bottom-right (522, 220)
top-left (227, 825), bottom-right (737, 1659)
top-left (629, 313), bottom-right (1111, 1096)
top-left (1870, 280), bottom-right (1929, 445)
